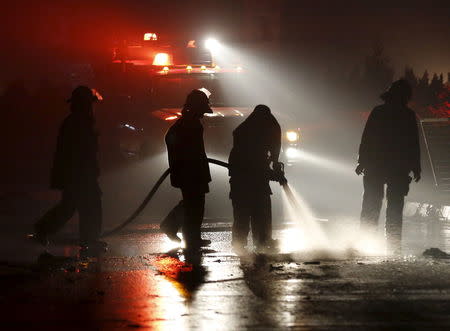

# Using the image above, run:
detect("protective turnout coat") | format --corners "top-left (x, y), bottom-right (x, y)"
top-left (50, 113), bottom-right (99, 190)
top-left (358, 103), bottom-right (421, 175)
top-left (228, 112), bottom-right (281, 199)
top-left (165, 116), bottom-right (211, 193)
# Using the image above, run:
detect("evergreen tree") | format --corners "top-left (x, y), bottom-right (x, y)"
top-left (416, 70), bottom-right (432, 109)
top-left (403, 66), bottom-right (417, 88)
top-left (419, 70), bottom-right (429, 87)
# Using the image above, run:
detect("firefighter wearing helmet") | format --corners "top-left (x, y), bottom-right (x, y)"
top-left (228, 104), bottom-right (283, 254)
top-left (165, 89), bottom-right (213, 253)
top-left (31, 86), bottom-right (105, 255)
top-left (356, 79), bottom-right (421, 255)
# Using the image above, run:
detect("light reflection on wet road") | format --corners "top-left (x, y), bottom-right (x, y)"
top-left (2, 225), bottom-right (450, 329)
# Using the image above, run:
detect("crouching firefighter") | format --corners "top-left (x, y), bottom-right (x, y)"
top-left (165, 89), bottom-right (213, 253)
top-left (228, 104), bottom-right (285, 254)
top-left (356, 79), bottom-right (421, 255)
top-left (30, 86), bottom-right (105, 255)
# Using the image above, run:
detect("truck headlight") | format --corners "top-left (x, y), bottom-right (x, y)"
top-left (286, 130), bottom-right (299, 142)
top-left (285, 147), bottom-right (300, 159)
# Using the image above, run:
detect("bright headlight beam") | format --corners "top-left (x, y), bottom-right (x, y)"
top-left (285, 147), bottom-right (300, 159)
top-left (286, 131), bottom-right (299, 142)
top-left (204, 38), bottom-right (221, 52)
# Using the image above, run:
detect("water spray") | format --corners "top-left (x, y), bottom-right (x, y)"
top-left (100, 158), bottom-right (333, 256)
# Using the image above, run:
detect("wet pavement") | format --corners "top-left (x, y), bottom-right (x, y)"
top-left (2, 224), bottom-right (450, 330)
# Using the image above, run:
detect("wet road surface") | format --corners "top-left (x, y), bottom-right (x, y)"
top-left (2, 224), bottom-right (450, 330)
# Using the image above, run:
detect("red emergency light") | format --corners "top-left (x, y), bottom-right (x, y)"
top-left (164, 115), bottom-right (178, 121)
top-left (153, 53), bottom-right (172, 66)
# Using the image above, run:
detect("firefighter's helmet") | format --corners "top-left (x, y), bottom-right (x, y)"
top-left (381, 79), bottom-right (412, 103)
top-left (67, 86), bottom-right (99, 104)
top-left (183, 89), bottom-right (213, 114)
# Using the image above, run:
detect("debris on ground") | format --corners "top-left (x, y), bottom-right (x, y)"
top-left (37, 252), bottom-right (77, 271)
top-left (269, 264), bottom-right (284, 271)
top-left (423, 248), bottom-right (450, 259)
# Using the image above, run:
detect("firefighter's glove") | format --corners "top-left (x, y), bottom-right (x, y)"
top-left (272, 162), bottom-right (288, 186)
top-left (412, 169), bottom-right (421, 182)
top-left (355, 164), bottom-right (365, 176)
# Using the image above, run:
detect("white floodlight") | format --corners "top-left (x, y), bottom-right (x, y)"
top-left (204, 38), bottom-right (221, 52)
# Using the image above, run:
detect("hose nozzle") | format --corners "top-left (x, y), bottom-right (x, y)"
top-left (272, 162), bottom-right (288, 186)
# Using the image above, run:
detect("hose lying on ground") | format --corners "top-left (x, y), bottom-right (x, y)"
top-left (101, 158), bottom-right (229, 238)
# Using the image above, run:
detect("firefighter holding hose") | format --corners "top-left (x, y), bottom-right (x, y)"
top-left (165, 89), bottom-right (213, 253)
top-left (228, 104), bottom-right (285, 254)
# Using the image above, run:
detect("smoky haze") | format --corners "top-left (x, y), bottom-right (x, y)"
top-left (0, 0), bottom-right (448, 240)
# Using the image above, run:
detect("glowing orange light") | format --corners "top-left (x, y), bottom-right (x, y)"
top-left (200, 65), bottom-right (206, 71)
top-left (91, 88), bottom-right (103, 101)
top-left (153, 53), bottom-right (171, 66)
top-left (144, 32), bottom-right (157, 41)
top-left (162, 66), bottom-right (170, 74)
top-left (186, 65), bottom-right (192, 71)
top-left (165, 115), bottom-right (178, 121)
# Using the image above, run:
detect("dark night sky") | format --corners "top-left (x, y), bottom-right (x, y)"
top-left (1, 0), bottom-right (449, 85)
top-left (282, 0), bottom-right (450, 75)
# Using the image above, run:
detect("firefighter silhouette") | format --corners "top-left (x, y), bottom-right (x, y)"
top-left (165, 89), bottom-right (212, 252)
top-left (228, 104), bottom-right (283, 254)
top-left (160, 200), bottom-right (212, 246)
top-left (31, 86), bottom-right (105, 254)
top-left (356, 79), bottom-right (421, 255)
top-left (160, 200), bottom-right (184, 243)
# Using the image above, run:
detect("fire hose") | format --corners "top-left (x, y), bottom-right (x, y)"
top-left (101, 158), bottom-right (230, 238)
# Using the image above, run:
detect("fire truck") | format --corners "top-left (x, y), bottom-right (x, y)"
top-left (108, 32), bottom-right (301, 163)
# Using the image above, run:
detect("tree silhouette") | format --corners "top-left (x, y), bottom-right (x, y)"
top-left (403, 66), bottom-right (418, 88)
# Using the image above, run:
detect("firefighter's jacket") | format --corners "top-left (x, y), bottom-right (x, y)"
top-left (50, 112), bottom-right (99, 190)
top-left (358, 103), bottom-right (421, 175)
top-left (228, 112), bottom-right (281, 199)
top-left (165, 115), bottom-right (211, 193)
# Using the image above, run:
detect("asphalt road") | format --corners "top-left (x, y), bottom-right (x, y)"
top-left (1, 223), bottom-right (450, 330)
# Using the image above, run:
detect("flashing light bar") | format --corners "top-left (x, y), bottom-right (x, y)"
top-left (156, 65), bottom-right (242, 75)
top-left (144, 33), bottom-right (158, 41)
